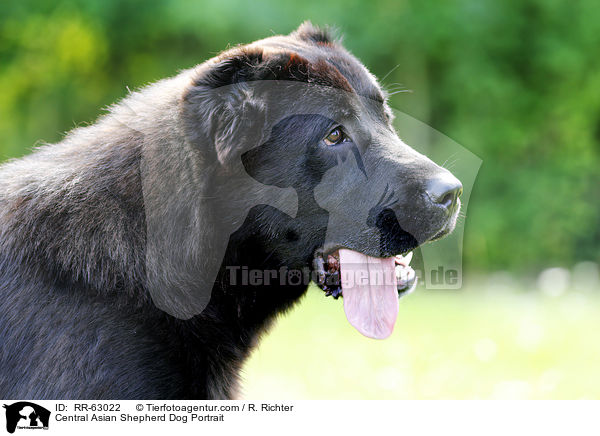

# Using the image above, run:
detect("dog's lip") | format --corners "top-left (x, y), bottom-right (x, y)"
top-left (313, 243), bottom-right (413, 260)
top-left (427, 213), bottom-right (458, 242)
top-left (312, 245), bottom-right (415, 269)
top-left (427, 200), bottom-right (461, 242)
top-left (313, 243), bottom-right (344, 259)
top-left (312, 245), bottom-right (416, 293)
top-left (428, 227), bottom-right (451, 242)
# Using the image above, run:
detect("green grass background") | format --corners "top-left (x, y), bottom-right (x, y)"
top-left (242, 285), bottom-right (600, 399)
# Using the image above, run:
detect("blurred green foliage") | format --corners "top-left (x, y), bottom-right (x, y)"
top-left (1, 0), bottom-right (599, 272)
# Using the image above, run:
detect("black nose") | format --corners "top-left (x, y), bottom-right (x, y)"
top-left (426, 173), bottom-right (463, 210)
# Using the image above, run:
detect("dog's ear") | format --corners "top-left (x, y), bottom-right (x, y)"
top-left (291, 21), bottom-right (338, 45)
top-left (145, 49), bottom-right (313, 319)
top-left (181, 48), bottom-right (268, 167)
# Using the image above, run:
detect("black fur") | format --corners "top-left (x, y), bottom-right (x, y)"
top-left (0, 22), bottom-right (460, 399)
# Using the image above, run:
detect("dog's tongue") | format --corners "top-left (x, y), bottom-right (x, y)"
top-left (339, 248), bottom-right (399, 339)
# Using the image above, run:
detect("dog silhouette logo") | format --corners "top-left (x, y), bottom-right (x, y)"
top-left (3, 402), bottom-right (50, 433)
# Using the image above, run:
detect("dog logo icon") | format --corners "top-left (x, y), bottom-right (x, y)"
top-left (3, 402), bottom-right (50, 433)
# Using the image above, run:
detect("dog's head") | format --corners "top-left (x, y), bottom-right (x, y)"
top-left (170, 23), bottom-right (461, 336)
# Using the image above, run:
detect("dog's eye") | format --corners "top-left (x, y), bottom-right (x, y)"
top-left (324, 127), bottom-right (349, 146)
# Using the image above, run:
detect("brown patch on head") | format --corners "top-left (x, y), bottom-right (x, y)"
top-left (280, 53), bottom-right (353, 93)
top-left (195, 46), bottom-right (354, 94)
top-left (284, 52), bottom-right (303, 70)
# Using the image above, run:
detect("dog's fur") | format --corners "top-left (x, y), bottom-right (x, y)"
top-left (0, 23), bottom-right (459, 399)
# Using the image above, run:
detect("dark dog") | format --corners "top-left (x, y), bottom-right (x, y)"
top-left (0, 23), bottom-right (461, 399)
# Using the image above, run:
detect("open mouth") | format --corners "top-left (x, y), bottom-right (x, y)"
top-left (312, 248), bottom-right (417, 339)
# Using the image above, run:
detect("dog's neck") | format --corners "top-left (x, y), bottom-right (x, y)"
top-left (170, 209), bottom-right (313, 398)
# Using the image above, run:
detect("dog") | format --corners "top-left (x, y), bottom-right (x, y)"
top-left (0, 22), bottom-right (461, 399)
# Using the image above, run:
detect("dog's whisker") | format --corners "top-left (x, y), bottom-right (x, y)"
top-left (442, 159), bottom-right (459, 171)
top-left (440, 153), bottom-right (460, 170)
top-left (380, 64), bottom-right (402, 83)
top-left (384, 84), bottom-right (408, 92)
top-left (387, 89), bottom-right (413, 96)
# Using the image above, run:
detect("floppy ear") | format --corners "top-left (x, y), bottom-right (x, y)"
top-left (211, 87), bottom-right (267, 166)
top-left (145, 49), bottom-right (313, 319)
top-left (181, 48), bottom-right (269, 167)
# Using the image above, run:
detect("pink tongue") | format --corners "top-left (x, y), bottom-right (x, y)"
top-left (339, 249), bottom-right (399, 339)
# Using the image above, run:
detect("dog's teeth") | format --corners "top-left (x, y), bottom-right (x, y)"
top-left (396, 262), bottom-right (417, 295)
top-left (313, 255), bottom-right (326, 285)
top-left (395, 264), bottom-right (406, 279)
